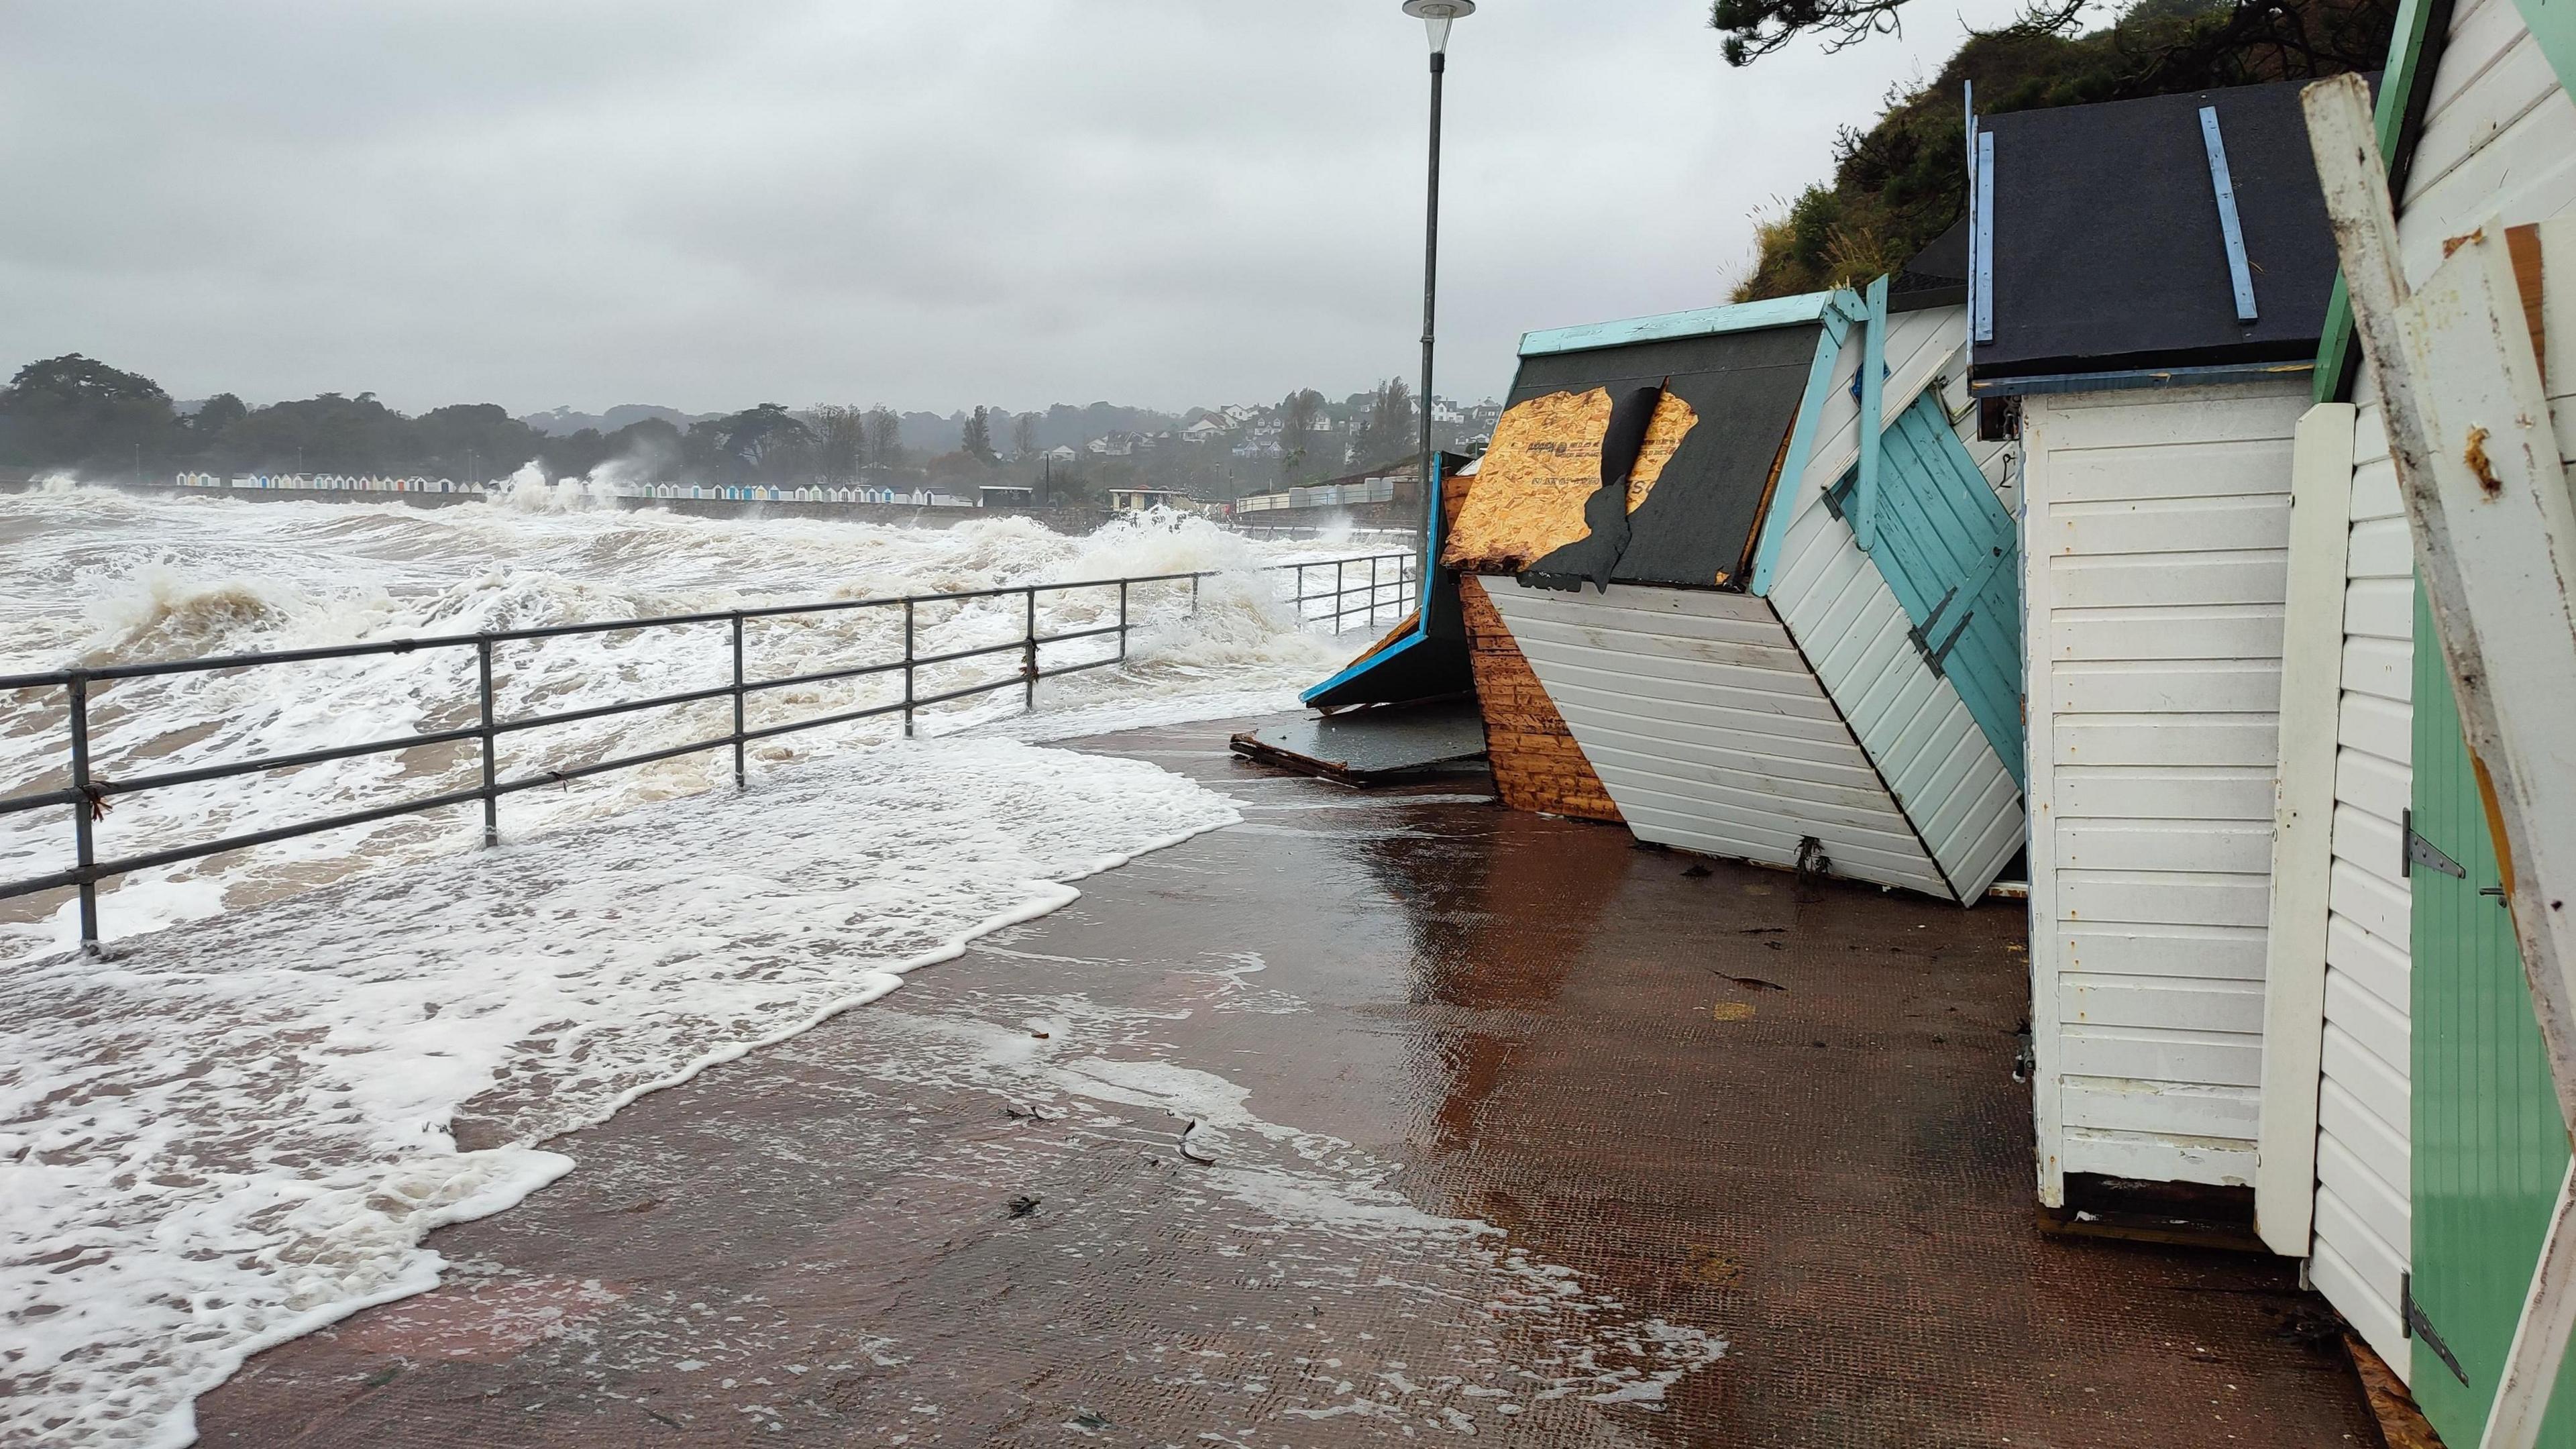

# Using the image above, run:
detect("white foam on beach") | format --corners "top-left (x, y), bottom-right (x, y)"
top-left (0, 486), bottom-right (1382, 964)
top-left (0, 736), bottom-right (1240, 1448)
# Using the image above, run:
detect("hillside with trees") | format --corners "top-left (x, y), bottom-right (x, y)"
top-left (0, 355), bottom-right (1497, 508)
top-left (1718, 0), bottom-right (2398, 300)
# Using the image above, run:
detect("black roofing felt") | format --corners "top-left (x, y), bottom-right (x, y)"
top-left (1976, 78), bottom-right (2345, 380)
top-left (1513, 323), bottom-right (1818, 591)
top-left (1890, 219), bottom-right (1969, 314)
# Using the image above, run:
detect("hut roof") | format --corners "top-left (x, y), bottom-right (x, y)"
top-left (1974, 78), bottom-right (2345, 383)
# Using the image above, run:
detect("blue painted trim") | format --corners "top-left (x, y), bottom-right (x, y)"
top-left (1747, 289), bottom-right (1862, 596)
top-left (1301, 627), bottom-right (1432, 704)
top-left (1854, 275), bottom-right (1889, 553)
top-left (1968, 359), bottom-right (2313, 396)
top-left (1517, 291), bottom-right (1833, 358)
top-left (2199, 106), bottom-right (2259, 323)
top-left (1972, 131), bottom-right (1996, 344)
top-left (1299, 451), bottom-right (1446, 706)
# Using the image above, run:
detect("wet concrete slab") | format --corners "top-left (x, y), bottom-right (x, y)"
top-left (194, 716), bottom-right (2377, 1446)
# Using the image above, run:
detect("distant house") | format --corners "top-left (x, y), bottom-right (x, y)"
top-left (1043, 444), bottom-right (1079, 463)
top-left (1181, 417), bottom-right (1230, 443)
top-left (1108, 488), bottom-right (1199, 515)
top-left (978, 484), bottom-right (1036, 508)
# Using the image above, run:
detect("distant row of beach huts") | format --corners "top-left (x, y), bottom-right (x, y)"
top-left (1305, 1), bottom-right (2576, 1438)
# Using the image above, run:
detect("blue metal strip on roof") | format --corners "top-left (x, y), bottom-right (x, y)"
top-left (1972, 131), bottom-right (1996, 344)
top-left (2199, 106), bottom-right (2259, 323)
top-left (1823, 389), bottom-right (2024, 786)
top-left (1517, 290), bottom-right (1833, 358)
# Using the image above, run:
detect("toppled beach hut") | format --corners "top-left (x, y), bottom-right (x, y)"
top-left (1976, 80), bottom-right (2345, 1220)
top-left (1438, 244), bottom-right (2025, 905)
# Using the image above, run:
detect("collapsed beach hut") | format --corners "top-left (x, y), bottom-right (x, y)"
top-left (1975, 80), bottom-right (2346, 1222)
top-left (1438, 240), bottom-right (2025, 906)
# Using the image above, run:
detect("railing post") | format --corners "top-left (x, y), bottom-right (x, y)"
top-left (1118, 580), bottom-right (1130, 663)
top-left (1190, 573), bottom-right (1201, 616)
top-left (1022, 588), bottom-right (1038, 710)
top-left (1335, 559), bottom-right (1346, 630)
top-left (476, 637), bottom-right (498, 846)
top-left (902, 598), bottom-right (916, 739)
top-left (66, 673), bottom-right (99, 951)
top-left (730, 612), bottom-right (747, 790)
top-left (1369, 554), bottom-right (1381, 626)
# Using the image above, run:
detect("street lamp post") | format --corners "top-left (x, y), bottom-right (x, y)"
top-left (1401, 0), bottom-right (1472, 498)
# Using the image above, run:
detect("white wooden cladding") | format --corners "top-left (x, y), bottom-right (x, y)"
top-left (2023, 380), bottom-right (2309, 1204)
top-left (2255, 403), bottom-right (2359, 1259)
top-left (1476, 576), bottom-right (2022, 902)
top-left (2288, 0), bottom-right (2576, 1385)
top-left (2306, 385), bottom-right (2420, 1379)
top-left (1767, 492), bottom-right (2028, 900)
top-left (1770, 304), bottom-right (2026, 899)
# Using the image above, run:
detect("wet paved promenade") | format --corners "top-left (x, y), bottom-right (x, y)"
top-left (196, 717), bottom-right (2378, 1446)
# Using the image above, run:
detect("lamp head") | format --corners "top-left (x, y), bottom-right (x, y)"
top-left (1402, 0), bottom-right (1474, 54)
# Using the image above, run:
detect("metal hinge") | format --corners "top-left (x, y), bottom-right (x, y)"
top-left (2402, 808), bottom-right (2467, 880)
top-left (2401, 1272), bottom-right (2472, 1387)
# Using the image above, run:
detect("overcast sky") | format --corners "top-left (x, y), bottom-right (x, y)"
top-left (1, 1), bottom-right (2025, 417)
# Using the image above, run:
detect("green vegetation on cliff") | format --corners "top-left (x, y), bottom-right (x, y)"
top-left (1719, 0), bottom-right (2398, 301)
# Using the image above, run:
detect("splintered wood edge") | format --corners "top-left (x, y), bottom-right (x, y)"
top-left (2343, 1332), bottom-right (2441, 1449)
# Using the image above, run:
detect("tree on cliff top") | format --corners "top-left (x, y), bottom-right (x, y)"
top-left (1717, 0), bottom-right (2398, 302)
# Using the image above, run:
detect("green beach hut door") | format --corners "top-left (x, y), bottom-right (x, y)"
top-left (2408, 586), bottom-right (2575, 1443)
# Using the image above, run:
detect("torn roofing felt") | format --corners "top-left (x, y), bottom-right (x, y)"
top-left (1975, 78), bottom-right (2345, 380)
top-left (1444, 323), bottom-right (1819, 591)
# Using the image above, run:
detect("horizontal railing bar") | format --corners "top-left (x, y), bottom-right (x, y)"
top-left (908, 676), bottom-right (1025, 712)
top-left (0, 864), bottom-right (83, 900)
top-left (97, 724), bottom-right (487, 798)
top-left (3, 784), bottom-right (496, 894)
top-left (0, 786), bottom-right (79, 818)
top-left (491, 733), bottom-right (735, 798)
top-left (742, 658), bottom-right (906, 694)
top-left (738, 698), bottom-right (909, 744)
top-left (1036, 653), bottom-right (1124, 681)
top-left (492, 682), bottom-right (737, 737)
top-left (1033, 623), bottom-right (1125, 647)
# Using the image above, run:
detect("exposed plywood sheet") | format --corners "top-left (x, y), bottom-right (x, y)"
top-left (1505, 323), bottom-right (1823, 589)
top-left (1439, 388), bottom-right (1697, 576)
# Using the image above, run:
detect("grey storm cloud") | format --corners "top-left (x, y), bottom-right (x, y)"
top-left (0, 0), bottom-right (2022, 415)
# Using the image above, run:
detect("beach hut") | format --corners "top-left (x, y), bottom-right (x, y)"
top-left (2245, 3), bottom-right (2576, 1421)
top-left (1979, 80), bottom-right (2349, 1228)
top-left (1436, 233), bottom-right (2025, 906)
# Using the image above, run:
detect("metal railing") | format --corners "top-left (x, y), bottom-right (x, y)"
top-left (0, 552), bottom-right (1416, 949)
